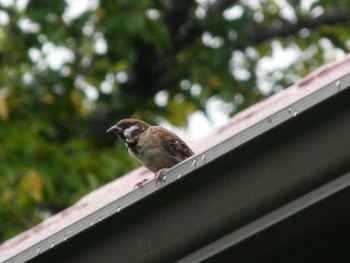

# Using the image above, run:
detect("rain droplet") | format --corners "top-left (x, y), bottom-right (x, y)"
top-left (336, 80), bottom-right (341, 90)
top-left (288, 107), bottom-right (292, 114)
top-left (162, 175), bottom-right (166, 182)
top-left (51, 243), bottom-right (55, 249)
top-left (192, 160), bottom-right (197, 169)
top-left (293, 110), bottom-right (298, 117)
top-left (201, 154), bottom-right (206, 163)
top-left (99, 216), bottom-right (102, 222)
top-left (37, 247), bottom-right (41, 254)
top-left (117, 206), bottom-right (121, 213)
top-left (90, 221), bottom-right (94, 226)
top-left (64, 235), bottom-right (68, 241)
top-left (177, 173), bottom-right (181, 179)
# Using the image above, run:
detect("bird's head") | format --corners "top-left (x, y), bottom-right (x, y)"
top-left (107, 118), bottom-right (151, 142)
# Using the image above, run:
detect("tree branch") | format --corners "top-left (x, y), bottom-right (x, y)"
top-left (211, 0), bottom-right (238, 13)
top-left (247, 10), bottom-right (350, 43)
top-left (119, 0), bottom-right (240, 97)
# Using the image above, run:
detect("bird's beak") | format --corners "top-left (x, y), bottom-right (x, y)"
top-left (106, 125), bottom-right (122, 134)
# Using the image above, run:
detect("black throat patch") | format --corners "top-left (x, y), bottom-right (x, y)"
top-left (126, 141), bottom-right (139, 154)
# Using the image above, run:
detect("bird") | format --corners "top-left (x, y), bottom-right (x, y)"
top-left (107, 118), bottom-right (195, 188)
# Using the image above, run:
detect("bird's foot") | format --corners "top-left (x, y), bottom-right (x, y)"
top-left (155, 168), bottom-right (168, 186)
top-left (133, 178), bottom-right (149, 189)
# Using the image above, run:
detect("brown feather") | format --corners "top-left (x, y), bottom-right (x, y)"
top-left (155, 127), bottom-right (194, 159)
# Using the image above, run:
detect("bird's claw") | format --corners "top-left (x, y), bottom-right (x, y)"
top-left (155, 168), bottom-right (168, 187)
top-left (134, 168), bottom-right (168, 189)
top-left (133, 178), bottom-right (149, 189)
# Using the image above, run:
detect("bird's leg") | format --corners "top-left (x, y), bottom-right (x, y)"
top-left (155, 168), bottom-right (168, 186)
top-left (133, 178), bottom-right (149, 189)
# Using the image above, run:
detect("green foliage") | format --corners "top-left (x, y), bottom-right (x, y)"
top-left (0, 0), bottom-right (349, 242)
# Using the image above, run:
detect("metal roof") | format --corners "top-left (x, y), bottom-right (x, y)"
top-left (2, 56), bottom-right (350, 262)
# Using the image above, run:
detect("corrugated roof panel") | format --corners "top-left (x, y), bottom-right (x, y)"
top-left (1, 56), bottom-right (350, 262)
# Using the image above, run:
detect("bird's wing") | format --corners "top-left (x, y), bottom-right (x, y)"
top-left (155, 127), bottom-right (195, 159)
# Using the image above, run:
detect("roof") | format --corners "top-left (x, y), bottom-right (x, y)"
top-left (1, 55), bottom-right (350, 262)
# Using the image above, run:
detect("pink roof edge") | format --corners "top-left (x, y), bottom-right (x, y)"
top-left (1, 54), bottom-right (350, 260)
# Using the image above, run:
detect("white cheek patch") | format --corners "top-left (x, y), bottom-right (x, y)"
top-left (124, 125), bottom-right (140, 138)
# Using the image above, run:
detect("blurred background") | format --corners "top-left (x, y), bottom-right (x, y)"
top-left (0, 0), bottom-right (349, 242)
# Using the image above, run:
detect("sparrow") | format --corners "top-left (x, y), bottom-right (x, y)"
top-left (107, 118), bottom-right (195, 188)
